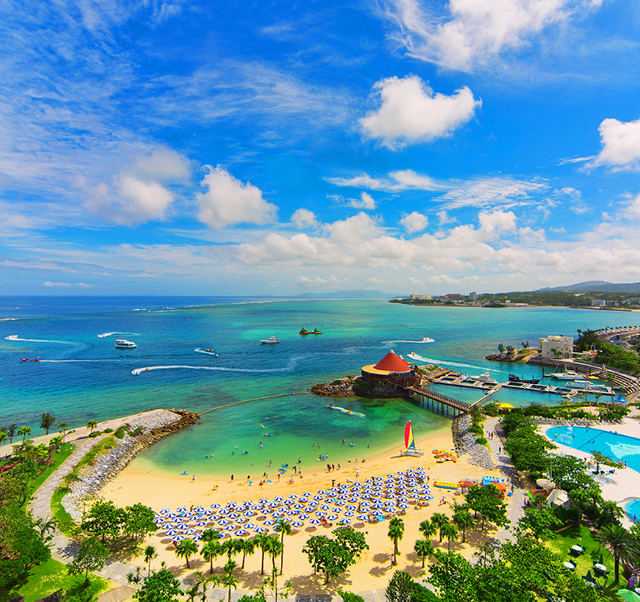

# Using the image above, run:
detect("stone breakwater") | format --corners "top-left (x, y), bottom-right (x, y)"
top-left (452, 414), bottom-right (495, 471)
top-left (311, 376), bottom-right (406, 398)
top-left (62, 409), bottom-right (198, 521)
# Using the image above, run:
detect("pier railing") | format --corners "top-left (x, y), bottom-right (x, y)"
top-left (403, 384), bottom-right (471, 414)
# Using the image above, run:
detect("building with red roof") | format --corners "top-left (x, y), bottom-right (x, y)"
top-left (361, 350), bottom-right (418, 387)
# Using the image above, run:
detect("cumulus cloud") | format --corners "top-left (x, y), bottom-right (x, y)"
top-left (360, 76), bottom-right (481, 149)
top-left (327, 169), bottom-right (447, 192)
top-left (399, 211), bottom-right (429, 234)
top-left (589, 117), bottom-right (640, 171)
top-left (291, 208), bottom-right (319, 229)
top-left (83, 148), bottom-right (191, 226)
top-left (348, 192), bottom-right (376, 209)
top-left (196, 166), bottom-right (278, 229)
top-left (437, 210), bottom-right (456, 225)
top-left (377, 0), bottom-right (602, 72)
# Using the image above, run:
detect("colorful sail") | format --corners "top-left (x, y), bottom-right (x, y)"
top-left (404, 421), bottom-right (416, 451)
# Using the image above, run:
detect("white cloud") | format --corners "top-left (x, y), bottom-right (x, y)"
top-left (348, 192), bottom-right (376, 209)
top-left (377, 0), bottom-right (602, 72)
top-left (478, 210), bottom-right (517, 234)
top-left (589, 117), bottom-right (640, 171)
top-left (196, 166), bottom-right (278, 229)
top-left (399, 211), bottom-right (429, 234)
top-left (324, 212), bottom-right (383, 243)
top-left (327, 169), bottom-right (447, 192)
top-left (437, 210), bottom-right (455, 225)
top-left (437, 177), bottom-right (547, 209)
top-left (43, 281), bottom-right (96, 288)
top-left (291, 208), bottom-right (319, 229)
top-left (360, 76), bottom-right (481, 148)
top-left (83, 148), bottom-right (191, 226)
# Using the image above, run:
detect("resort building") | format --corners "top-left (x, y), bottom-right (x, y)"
top-left (592, 299), bottom-right (607, 307)
top-left (538, 335), bottom-right (574, 359)
top-left (361, 350), bottom-right (419, 388)
top-left (410, 294), bottom-right (432, 300)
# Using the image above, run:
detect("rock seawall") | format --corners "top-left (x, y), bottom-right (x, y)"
top-left (311, 376), bottom-right (407, 398)
top-left (62, 409), bottom-right (198, 521)
top-left (452, 414), bottom-right (495, 470)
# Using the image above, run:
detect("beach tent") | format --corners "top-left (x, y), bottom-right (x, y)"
top-left (614, 395), bottom-right (628, 405)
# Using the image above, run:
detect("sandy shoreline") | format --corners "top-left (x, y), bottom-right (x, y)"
top-left (101, 424), bottom-right (507, 595)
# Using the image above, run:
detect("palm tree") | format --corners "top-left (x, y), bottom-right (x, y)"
top-left (498, 343), bottom-right (506, 354)
top-left (143, 544), bottom-right (157, 576)
top-left (175, 538), bottom-right (199, 569)
top-left (598, 500), bottom-right (625, 527)
top-left (18, 425), bottom-right (31, 445)
top-left (594, 523), bottom-right (640, 583)
top-left (430, 512), bottom-right (449, 543)
top-left (275, 519), bottom-right (292, 575)
top-left (419, 518), bottom-right (438, 543)
top-left (196, 571), bottom-right (219, 602)
top-left (239, 537), bottom-right (255, 570)
top-left (201, 540), bottom-right (222, 574)
top-left (46, 435), bottom-right (63, 467)
top-left (58, 422), bottom-right (68, 442)
top-left (201, 528), bottom-right (221, 543)
top-left (221, 538), bottom-right (243, 564)
top-left (414, 539), bottom-right (434, 568)
top-left (86, 420), bottom-right (98, 434)
top-left (266, 537), bottom-right (283, 576)
top-left (452, 505), bottom-right (475, 543)
top-left (8, 424), bottom-right (17, 444)
top-left (0, 431), bottom-right (7, 448)
top-left (222, 571), bottom-right (238, 602)
top-left (40, 412), bottom-right (56, 435)
top-left (441, 523), bottom-right (458, 551)
top-left (185, 582), bottom-right (200, 602)
top-left (388, 517), bottom-right (404, 566)
top-left (255, 533), bottom-right (270, 575)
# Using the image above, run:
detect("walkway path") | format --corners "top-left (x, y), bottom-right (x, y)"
top-left (483, 417), bottom-right (527, 543)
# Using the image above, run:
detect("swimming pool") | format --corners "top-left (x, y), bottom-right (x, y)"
top-left (545, 426), bottom-right (640, 473)
top-left (625, 499), bottom-right (640, 522)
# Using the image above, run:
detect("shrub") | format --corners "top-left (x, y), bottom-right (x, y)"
top-left (103, 428), bottom-right (113, 433)
top-left (114, 426), bottom-right (128, 439)
top-left (476, 437), bottom-right (488, 445)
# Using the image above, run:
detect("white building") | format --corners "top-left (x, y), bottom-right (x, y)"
top-left (592, 299), bottom-right (607, 307)
top-left (410, 294), bottom-right (432, 300)
top-left (538, 335), bottom-right (574, 359)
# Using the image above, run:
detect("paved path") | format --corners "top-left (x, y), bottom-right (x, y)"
top-left (483, 417), bottom-right (527, 543)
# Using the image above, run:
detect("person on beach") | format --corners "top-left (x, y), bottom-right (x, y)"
top-left (192, 475), bottom-right (195, 481)
top-left (231, 474), bottom-right (234, 480)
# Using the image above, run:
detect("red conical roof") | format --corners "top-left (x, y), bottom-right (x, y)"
top-left (374, 350), bottom-right (411, 372)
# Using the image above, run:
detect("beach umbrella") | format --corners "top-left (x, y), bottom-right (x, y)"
top-left (304, 507), bottom-right (316, 513)
top-left (246, 523), bottom-right (256, 530)
top-left (166, 530), bottom-right (178, 536)
top-left (211, 503), bottom-right (221, 509)
top-left (327, 514), bottom-right (338, 521)
top-left (259, 498), bottom-right (268, 504)
top-left (235, 530), bottom-right (248, 537)
top-left (185, 528), bottom-right (196, 534)
top-left (153, 517), bottom-right (165, 524)
top-left (254, 526), bottom-right (266, 533)
top-left (193, 505), bottom-right (204, 512)
top-left (313, 495), bottom-right (323, 501)
top-left (339, 518), bottom-right (351, 525)
top-left (309, 518), bottom-right (321, 525)
top-left (291, 521), bottom-right (304, 529)
top-left (263, 520), bottom-right (275, 526)
top-left (160, 508), bottom-right (171, 513)
top-left (398, 503), bottom-right (409, 509)
top-left (161, 523), bottom-right (174, 530)
top-left (344, 511), bottom-right (355, 517)
top-left (299, 513), bottom-right (309, 520)
top-left (167, 513), bottom-right (178, 518)
top-left (269, 501), bottom-right (279, 508)
top-left (299, 498), bottom-right (309, 504)
top-left (193, 534), bottom-right (202, 541)
top-left (172, 535), bottom-right (185, 542)
top-left (177, 507), bottom-right (188, 512)
top-left (274, 496), bottom-right (284, 502)
top-left (243, 511), bottom-right (254, 517)
top-left (320, 504), bottom-right (331, 511)
top-left (196, 521), bottom-right (208, 527)
top-left (293, 504), bottom-right (304, 510)
top-left (317, 490), bottom-right (327, 495)
top-left (302, 492), bottom-right (311, 497)
top-left (372, 510), bottom-right (383, 517)
top-left (177, 523), bottom-right (190, 530)
top-left (218, 519), bottom-right (229, 525)
top-left (357, 515), bottom-right (368, 521)
top-left (316, 511), bottom-right (327, 518)
top-left (286, 511), bottom-right (297, 516)
top-left (272, 512), bottom-right (283, 519)
top-left (226, 525), bottom-right (235, 531)
top-left (202, 509), bottom-right (212, 515)
top-left (251, 504), bottom-right (261, 511)
top-left (289, 493), bottom-right (298, 499)
top-left (228, 513), bottom-right (239, 520)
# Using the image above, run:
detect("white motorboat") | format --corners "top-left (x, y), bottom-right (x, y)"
top-left (260, 336), bottom-right (280, 344)
top-left (476, 372), bottom-right (497, 384)
top-left (550, 371), bottom-right (585, 381)
top-left (115, 339), bottom-right (136, 349)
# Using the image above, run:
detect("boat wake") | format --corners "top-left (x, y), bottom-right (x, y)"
top-left (98, 332), bottom-right (139, 338)
top-left (327, 405), bottom-right (365, 417)
top-left (40, 359), bottom-right (117, 363)
top-left (382, 337), bottom-right (435, 344)
top-left (132, 359), bottom-right (298, 376)
top-left (5, 334), bottom-right (78, 345)
top-left (406, 353), bottom-right (500, 373)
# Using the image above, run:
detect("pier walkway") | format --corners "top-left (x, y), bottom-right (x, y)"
top-left (404, 384), bottom-right (471, 415)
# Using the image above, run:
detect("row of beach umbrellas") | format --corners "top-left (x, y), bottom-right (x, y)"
top-left (153, 467), bottom-right (433, 541)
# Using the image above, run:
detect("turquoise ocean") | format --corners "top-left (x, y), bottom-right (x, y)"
top-left (0, 296), bottom-right (626, 478)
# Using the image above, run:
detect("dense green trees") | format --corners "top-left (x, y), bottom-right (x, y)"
top-left (133, 564), bottom-right (183, 602)
top-left (68, 537), bottom-right (109, 585)
top-left (81, 499), bottom-right (156, 544)
top-left (302, 526), bottom-right (368, 584)
top-left (465, 484), bottom-right (508, 531)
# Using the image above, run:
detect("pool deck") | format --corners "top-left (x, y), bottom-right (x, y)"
top-left (540, 410), bottom-right (640, 528)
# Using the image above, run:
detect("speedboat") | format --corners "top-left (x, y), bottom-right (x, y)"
top-left (421, 336), bottom-right (435, 343)
top-left (20, 356), bottom-right (40, 362)
top-left (260, 336), bottom-right (280, 344)
top-left (114, 339), bottom-right (136, 349)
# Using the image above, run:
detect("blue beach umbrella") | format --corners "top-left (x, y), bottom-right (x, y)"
top-left (166, 530), bottom-right (178, 536)
top-left (263, 520), bottom-right (275, 526)
top-left (339, 518), bottom-right (351, 525)
top-left (177, 507), bottom-right (188, 512)
top-left (160, 508), bottom-right (171, 513)
top-left (193, 534), bottom-right (202, 541)
top-left (211, 503), bottom-right (221, 509)
top-left (235, 530), bottom-right (248, 537)
top-left (243, 510), bottom-right (254, 517)
top-left (153, 517), bottom-right (165, 524)
top-left (291, 521), bottom-right (303, 528)
top-left (309, 518), bottom-right (321, 525)
top-left (299, 513), bottom-right (309, 520)
top-left (357, 514), bottom-right (368, 521)
top-left (327, 514), bottom-right (338, 520)
top-left (196, 521), bottom-right (207, 527)
top-left (344, 511), bottom-right (355, 517)
top-left (254, 526), bottom-right (266, 533)
top-left (316, 511), bottom-right (326, 518)
top-left (172, 535), bottom-right (184, 542)
top-left (193, 505), bottom-right (204, 512)
top-left (251, 504), bottom-right (261, 510)
top-left (226, 525), bottom-right (235, 531)
top-left (185, 529), bottom-right (196, 534)
top-left (218, 519), bottom-right (229, 525)
top-left (246, 523), bottom-right (256, 529)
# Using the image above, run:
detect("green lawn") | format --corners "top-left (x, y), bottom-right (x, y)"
top-left (4, 557), bottom-right (113, 602)
top-left (30, 443), bottom-right (76, 494)
top-left (546, 524), bottom-right (621, 598)
top-left (51, 487), bottom-right (78, 537)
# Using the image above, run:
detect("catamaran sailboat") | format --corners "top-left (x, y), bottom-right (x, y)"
top-left (401, 421), bottom-right (424, 457)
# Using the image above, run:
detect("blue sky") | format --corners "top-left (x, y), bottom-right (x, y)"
top-left (1, 0), bottom-right (640, 296)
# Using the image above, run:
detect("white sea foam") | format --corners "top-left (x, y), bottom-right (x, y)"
top-left (132, 359), bottom-right (297, 376)
top-left (97, 332), bottom-right (139, 338)
top-left (382, 337), bottom-right (435, 344)
top-left (5, 334), bottom-right (77, 344)
top-left (406, 353), bottom-right (500, 373)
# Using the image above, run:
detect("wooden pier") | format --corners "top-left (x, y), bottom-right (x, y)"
top-left (403, 384), bottom-right (471, 416)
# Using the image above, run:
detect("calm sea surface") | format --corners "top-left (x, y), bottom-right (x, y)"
top-left (0, 296), bottom-right (626, 477)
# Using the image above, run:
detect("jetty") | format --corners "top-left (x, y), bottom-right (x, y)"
top-left (403, 384), bottom-right (471, 416)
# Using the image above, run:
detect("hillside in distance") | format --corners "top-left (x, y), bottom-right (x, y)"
top-left (538, 281), bottom-right (640, 294)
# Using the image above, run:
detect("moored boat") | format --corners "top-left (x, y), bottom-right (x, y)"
top-left (508, 374), bottom-right (541, 384)
top-left (299, 327), bottom-right (310, 335)
top-left (549, 371), bottom-right (585, 381)
top-left (115, 339), bottom-right (136, 349)
top-left (311, 328), bottom-right (322, 334)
